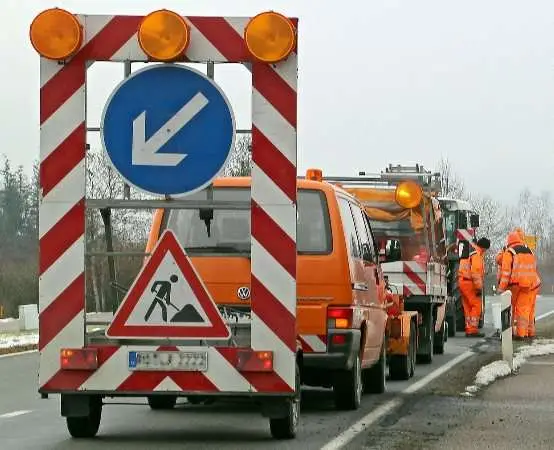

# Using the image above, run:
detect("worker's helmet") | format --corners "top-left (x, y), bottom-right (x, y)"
top-left (507, 231), bottom-right (523, 246)
top-left (514, 227), bottom-right (525, 240)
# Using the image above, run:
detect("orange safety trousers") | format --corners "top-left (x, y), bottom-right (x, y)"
top-left (509, 285), bottom-right (534, 338)
top-left (459, 279), bottom-right (481, 334)
top-left (528, 286), bottom-right (539, 337)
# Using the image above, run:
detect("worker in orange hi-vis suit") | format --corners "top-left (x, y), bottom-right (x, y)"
top-left (498, 231), bottom-right (539, 340)
top-left (513, 227), bottom-right (541, 339)
top-left (458, 237), bottom-right (491, 337)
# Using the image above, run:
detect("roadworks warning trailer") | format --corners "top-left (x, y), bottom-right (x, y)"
top-left (33, 8), bottom-right (302, 440)
top-left (325, 164), bottom-right (449, 367)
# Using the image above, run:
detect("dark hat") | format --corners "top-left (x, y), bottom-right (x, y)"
top-left (476, 237), bottom-right (491, 249)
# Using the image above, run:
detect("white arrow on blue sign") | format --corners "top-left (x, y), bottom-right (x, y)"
top-left (101, 64), bottom-right (236, 196)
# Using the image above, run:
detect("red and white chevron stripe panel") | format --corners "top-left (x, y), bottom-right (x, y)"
top-left (298, 335), bottom-right (327, 353)
top-left (455, 228), bottom-right (475, 241)
top-left (39, 14), bottom-right (297, 394)
top-left (380, 261), bottom-right (447, 298)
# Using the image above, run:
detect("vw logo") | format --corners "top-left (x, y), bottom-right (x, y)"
top-left (237, 286), bottom-right (250, 300)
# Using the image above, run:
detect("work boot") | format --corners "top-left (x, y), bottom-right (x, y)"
top-left (513, 335), bottom-right (526, 341)
top-left (466, 332), bottom-right (485, 338)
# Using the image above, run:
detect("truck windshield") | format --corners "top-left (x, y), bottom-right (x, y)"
top-left (166, 187), bottom-right (332, 255)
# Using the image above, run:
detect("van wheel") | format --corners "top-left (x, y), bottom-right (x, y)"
top-left (66, 396), bottom-right (102, 438)
top-left (270, 362), bottom-right (301, 439)
top-left (147, 395), bottom-right (177, 410)
top-left (363, 344), bottom-right (386, 394)
top-left (333, 353), bottom-right (363, 410)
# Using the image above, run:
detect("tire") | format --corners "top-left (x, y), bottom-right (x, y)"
top-left (389, 322), bottom-right (415, 381)
top-left (66, 396), bottom-right (102, 439)
top-left (434, 319), bottom-right (446, 355)
top-left (447, 313), bottom-right (456, 337)
top-left (363, 344), bottom-right (387, 394)
top-left (416, 309), bottom-right (434, 364)
top-left (147, 395), bottom-right (177, 410)
top-left (334, 352), bottom-right (363, 410)
top-left (270, 362), bottom-right (301, 439)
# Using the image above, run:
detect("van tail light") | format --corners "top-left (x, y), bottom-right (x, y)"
top-left (389, 318), bottom-right (402, 338)
top-left (236, 350), bottom-right (273, 372)
top-left (60, 348), bottom-right (98, 370)
top-left (331, 334), bottom-right (347, 345)
top-left (327, 307), bottom-right (353, 329)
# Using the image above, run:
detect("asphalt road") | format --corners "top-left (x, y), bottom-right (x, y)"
top-left (1, 295), bottom-right (553, 450)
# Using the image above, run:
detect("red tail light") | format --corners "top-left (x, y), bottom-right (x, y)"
top-left (327, 307), bottom-right (353, 329)
top-left (236, 350), bottom-right (273, 372)
top-left (60, 348), bottom-right (98, 370)
top-left (331, 334), bottom-right (347, 345)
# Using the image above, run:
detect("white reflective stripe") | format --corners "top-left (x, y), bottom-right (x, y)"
top-left (251, 238), bottom-right (295, 316)
top-left (39, 239), bottom-right (84, 312)
top-left (79, 346), bottom-right (151, 391)
top-left (253, 202), bottom-right (296, 244)
top-left (301, 335), bottom-right (327, 353)
top-left (40, 88), bottom-right (84, 161)
top-left (39, 313), bottom-right (84, 387)
top-left (251, 164), bottom-right (293, 207)
top-left (252, 90), bottom-right (296, 166)
top-left (251, 313), bottom-right (296, 390)
top-left (200, 348), bottom-right (253, 392)
top-left (153, 377), bottom-right (182, 392)
top-left (110, 33), bottom-right (146, 61)
top-left (39, 160), bottom-right (85, 238)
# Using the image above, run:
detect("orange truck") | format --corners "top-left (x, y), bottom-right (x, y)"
top-left (146, 171), bottom-right (389, 411)
top-left (324, 164), bottom-right (449, 368)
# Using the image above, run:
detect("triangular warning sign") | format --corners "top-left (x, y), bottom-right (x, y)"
top-left (106, 230), bottom-right (231, 340)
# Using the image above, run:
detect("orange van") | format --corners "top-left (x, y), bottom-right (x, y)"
top-left (146, 173), bottom-right (388, 410)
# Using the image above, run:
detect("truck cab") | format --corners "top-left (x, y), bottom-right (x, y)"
top-left (145, 170), bottom-right (388, 411)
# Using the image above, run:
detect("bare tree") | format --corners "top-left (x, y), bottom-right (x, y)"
top-left (437, 157), bottom-right (466, 199)
top-left (224, 135), bottom-right (252, 176)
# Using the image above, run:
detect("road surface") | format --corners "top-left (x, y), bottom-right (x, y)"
top-left (1, 295), bottom-right (553, 450)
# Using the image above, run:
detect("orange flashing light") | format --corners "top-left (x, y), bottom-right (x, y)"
top-left (306, 168), bottom-right (323, 182)
top-left (395, 180), bottom-right (423, 209)
top-left (29, 8), bottom-right (83, 61)
top-left (138, 10), bottom-right (190, 62)
top-left (244, 11), bottom-right (296, 63)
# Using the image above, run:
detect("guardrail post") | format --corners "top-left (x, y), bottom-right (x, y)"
top-left (493, 291), bottom-right (513, 371)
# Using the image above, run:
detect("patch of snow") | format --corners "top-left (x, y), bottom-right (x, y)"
top-left (0, 333), bottom-right (39, 350)
top-left (463, 339), bottom-right (554, 395)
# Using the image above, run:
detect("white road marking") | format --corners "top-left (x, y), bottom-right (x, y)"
top-left (0, 350), bottom-right (38, 360)
top-left (527, 361), bottom-right (554, 366)
top-left (320, 350), bottom-right (474, 450)
top-left (0, 410), bottom-right (32, 419)
top-left (536, 310), bottom-right (554, 321)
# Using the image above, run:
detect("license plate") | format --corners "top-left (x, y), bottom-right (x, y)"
top-left (128, 351), bottom-right (208, 372)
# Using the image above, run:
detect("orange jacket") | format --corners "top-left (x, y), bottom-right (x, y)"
top-left (458, 247), bottom-right (485, 290)
top-left (498, 244), bottom-right (539, 291)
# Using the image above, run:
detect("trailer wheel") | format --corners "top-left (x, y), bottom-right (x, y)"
top-left (334, 352), bottom-right (363, 410)
top-left (147, 395), bottom-right (177, 410)
top-left (363, 344), bottom-right (386, 394)
top-left (409, 321), bottom-right (416, 377)
top-left (66, 396), bottom-right (102, 438)
top-left (270, 361), bottom-right (300, 439)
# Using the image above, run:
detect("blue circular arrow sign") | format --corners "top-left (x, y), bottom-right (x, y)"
top-left (101, 64), bottom-right (236, 196)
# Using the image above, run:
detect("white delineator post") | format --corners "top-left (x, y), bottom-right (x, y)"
top-left (493, 291), bottom-right (513, 371)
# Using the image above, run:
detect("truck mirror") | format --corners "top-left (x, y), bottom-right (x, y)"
top-left (470, 213), bottom-right (480, 228)
top-left (361, 243), bottom-right (373, 262)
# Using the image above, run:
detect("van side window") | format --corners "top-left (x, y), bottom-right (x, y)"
top-left (338, 198), bottom-right (360, 258)
top-left (350, 204), bottom-right (376, 263)
top-left (363, 212), bottom-right (378, 263)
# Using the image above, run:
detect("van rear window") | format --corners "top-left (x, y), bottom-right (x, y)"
top-left (166, 188), bottom-right (332, 255)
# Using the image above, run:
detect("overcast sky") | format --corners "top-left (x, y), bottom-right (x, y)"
top-left (4, 0), bottom-right (554, 205)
